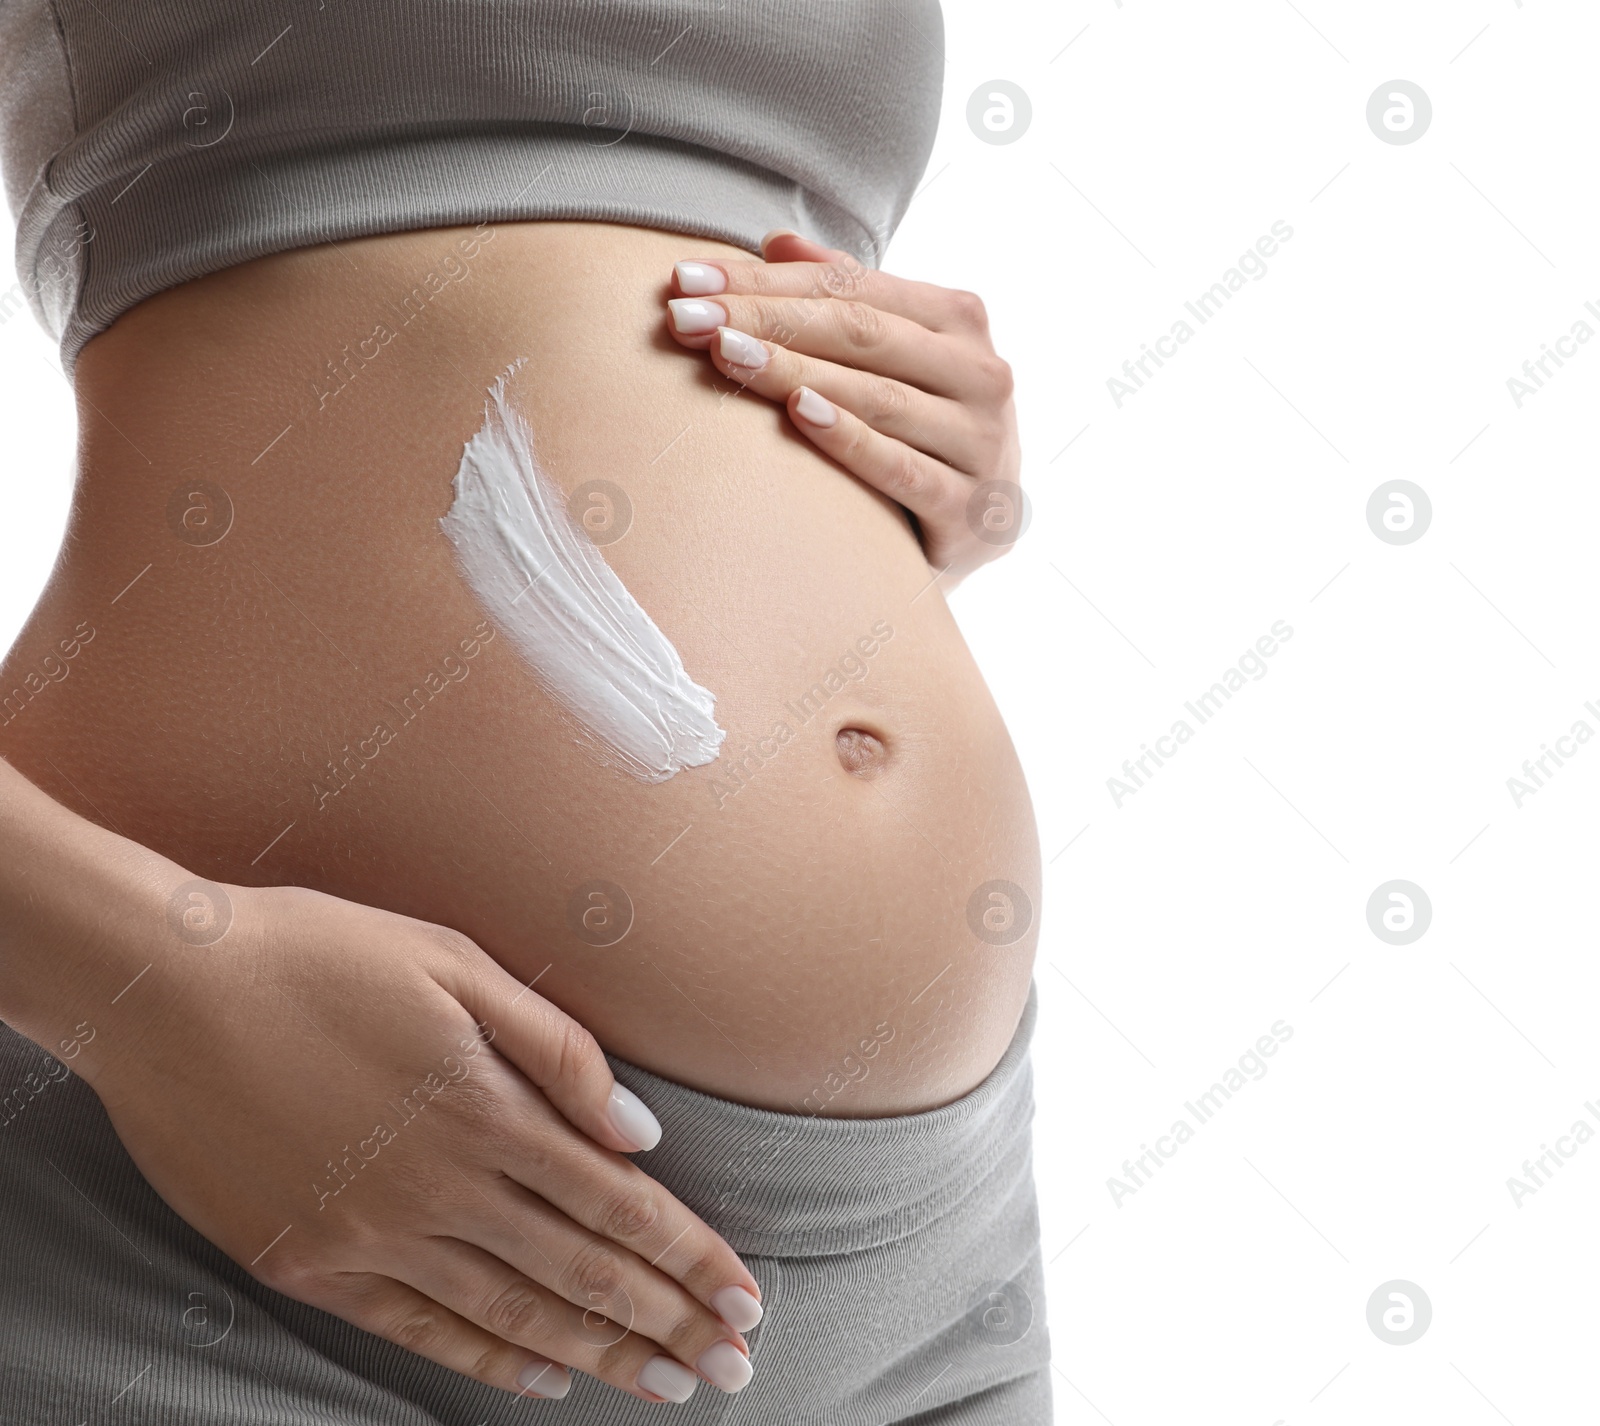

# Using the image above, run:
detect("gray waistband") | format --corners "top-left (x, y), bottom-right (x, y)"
top-left (0, 982), bottom-right (1047, 1424)
top-left (604, 980), bottom-right (1038, 1259)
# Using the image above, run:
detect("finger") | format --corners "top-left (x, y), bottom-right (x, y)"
top-left (671, 253), bottom-right (984, 334)
top-left (429, 932), bottom-right (662, 1156)
top-left (459, 1174), bottom-right (753, 1387)
top-left (709, 326), bottom-right (989, 475)
top-left (399, 1237), bottom-right (683, 1401)
top-left (495, 1074), bottom-right (764, 1325)
top-left (668, 291), bottom-right (971, 397)
top-left (306, 1270), bottom-right (574, 1400)
top-left (402, 1237), bottom-right (753, 1402)
top-left (759, 229), bottom-right (852, 264)
top-left (787, 384), bottom-right (974, 536)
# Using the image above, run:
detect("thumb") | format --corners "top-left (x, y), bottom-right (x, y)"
top-left (448, 960), bottom-right (663, 1155)
top-left (760, 228), bottom-right (854, 264)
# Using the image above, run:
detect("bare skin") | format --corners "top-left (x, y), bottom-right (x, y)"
top-left (4, 218), bottom-right (1038, 1109)
top-left (0, 218), bottom-right (1037, 1401)
top-left (0, 756), bottom-right (758, 1403)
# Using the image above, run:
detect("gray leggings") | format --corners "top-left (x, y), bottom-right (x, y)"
top-left (0, 983), bottom-right (1050, 1424)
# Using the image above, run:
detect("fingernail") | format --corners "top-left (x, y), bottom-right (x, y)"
top-left (607, 1083), bottom-right (662, 1151)
top-left (675, 261), bottom-right (727, 296)
top-left (717, 327), bottom-right (768, 371)
top-left (517, 1357), bottom-right (572, 1399)
top-left (639, 1355), bottom-right (698, 1403)
top-left (711, 1285), bottom-right (764, 1331)
top-left (697, 1340), bottom-right (754, 1393)
top-left (668, 298), bottom-right (726, 335)
top-left (794, 386), bottom-right (837, 428)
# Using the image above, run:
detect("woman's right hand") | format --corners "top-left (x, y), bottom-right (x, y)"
top-left (84, 881), bottom-right (762, 1405)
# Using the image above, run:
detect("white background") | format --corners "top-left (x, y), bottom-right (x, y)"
top-left (4, 2), bottom-right (1596, 1422)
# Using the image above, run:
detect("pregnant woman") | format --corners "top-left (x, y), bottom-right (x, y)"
top-left (0, 2), bottom-right (1046, 1422)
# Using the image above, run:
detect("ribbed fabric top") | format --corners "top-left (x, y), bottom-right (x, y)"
top-left (0, 1), bottom-right (944, 371)
top-left (606, 980), bottom-right (1038, 1258)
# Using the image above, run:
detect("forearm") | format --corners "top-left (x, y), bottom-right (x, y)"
top-left (0, 751), bottom-right (175, 1076)
top-left (0, 746), bottom-right (762, 1403)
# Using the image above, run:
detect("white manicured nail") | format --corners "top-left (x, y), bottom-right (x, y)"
top-left (517, 1357), bottom-right (571, 1398)
top-left (607, 1083), bottom-right (662, 1151)
top-left (668, 298), bottom-right (726, 334)
top-left (717, 327), bottom-right (768, 370)
top-left (710, 1284), bottom-right (764, 1331)
top-left (697, 1340), bottom-right (754, 1393)
top-left (794, 386), bottom-right (837, 428)
top-left (675, 261), bottom-right (727, 296)
top-left (639, 1356), bottom-right (698, 1402)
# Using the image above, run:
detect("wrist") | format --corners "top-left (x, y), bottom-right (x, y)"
top-left (0, 756), bottom-right (195, 1082)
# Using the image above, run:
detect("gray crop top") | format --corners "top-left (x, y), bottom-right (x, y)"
top-left (0, 1), bottom-right (943, 370)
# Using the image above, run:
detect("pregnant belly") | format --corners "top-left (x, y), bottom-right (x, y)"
top-left (0, 221), bottom-right (1038, 1113)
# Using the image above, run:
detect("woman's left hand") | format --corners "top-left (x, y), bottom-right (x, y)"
top-left (664, 231), bottom-right (1024, 589)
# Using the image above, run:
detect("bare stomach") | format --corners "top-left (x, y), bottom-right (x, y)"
top-left (0, 220), bottom-right (1038, 1113)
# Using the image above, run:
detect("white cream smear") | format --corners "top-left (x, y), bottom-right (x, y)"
top-left (440, 359), bottom-right (725, 783)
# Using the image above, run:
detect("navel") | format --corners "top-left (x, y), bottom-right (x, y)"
top-left (836, 726), bottom-right (889, 777)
